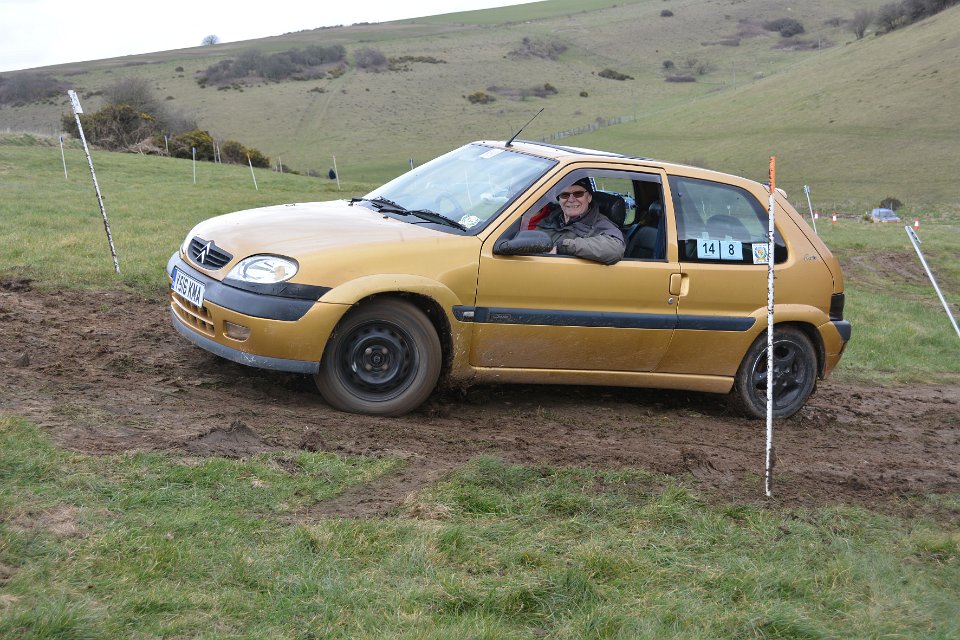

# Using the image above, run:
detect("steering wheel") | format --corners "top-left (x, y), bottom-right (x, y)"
top-left (434, 191), bottom-right (467, 219)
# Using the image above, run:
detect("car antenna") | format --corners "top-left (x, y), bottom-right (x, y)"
top-left (506, 108), bottom-right (544, 148)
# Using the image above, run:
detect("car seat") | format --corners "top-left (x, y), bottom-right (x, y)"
top-left (625, 201), bottom-right (664, 259)
top-left (592, 191), bottom-right (627, 227)
top-left (705, 214), bottom-right (751, 242)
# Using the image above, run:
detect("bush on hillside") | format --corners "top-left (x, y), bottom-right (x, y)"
top-left (880, 197), bottom-right (904, 211)
top-left (508, 37), bottom-right (567, 60)
top-left (168, 129), bottom-right (216, 161)
top-left (354, 47), bottom-right (388, 71)
top-left (0, 72), bottom-right (68, 105)
top-left (196, 45), bottom-right (346, 86)
top-left (388, 55), bottom-right (447, 70)
top-left (876, 2), bottom-right (907, 30)
top-left (661, 9), bottom-right (674, 17)
top-left (218, 140), bottom-right (269, 168)
top-left (665, 75), bottom-right (696, 83)
top-left (61, 104), bottom-right (160, 149)
top-left (487, 83), bottom-right (558, 100)
top-left (102, 77), bottom-right (162, 119)
top-left (866, 0), bottom-right (958, 35)
top-left (466, 91), bottom-right (495, 104)
top-left (850, 9), bottom-right (875, 38)
top-left (598, 68), bottom-right (633, 81)
top-left (763, 17), bottom-right (805, 37)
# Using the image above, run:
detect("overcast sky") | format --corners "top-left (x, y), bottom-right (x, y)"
top-left (0, 0), bottom-right (537, 72)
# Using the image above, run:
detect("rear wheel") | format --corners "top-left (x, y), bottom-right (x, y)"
top-left (315, 299), bottom-right (441, 416)
top-left (731, 326), bottom-right (817, 419)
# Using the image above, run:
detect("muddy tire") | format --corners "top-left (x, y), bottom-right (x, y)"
top-left (731, 326), bottom-right (817, 419)
top-left (315, 299), bottom-right (441, 416)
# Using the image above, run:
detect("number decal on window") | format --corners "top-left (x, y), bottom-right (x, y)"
top-left (697, 239), bottom-right (743, 261)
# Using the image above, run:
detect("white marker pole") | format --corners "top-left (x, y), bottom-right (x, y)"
top-left (247, 154), bottom-right (259, 191)
top-left (192, 147), bottom-right (197, 184)
top-left (803, 184), bottom-right (818, 234)
top-left (906, 226), bottom-right (960, 338)
top-left (332, 155), bottom-right (341, 191)
top-left (67, 90), bottom-right (119, 274)
top-left (765, 157), bottom-right (777, 498)
top-left (59, 135), bottom-right (68, 179)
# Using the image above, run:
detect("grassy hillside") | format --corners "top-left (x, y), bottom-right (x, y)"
top-left (573, 4), bottom-right (960, 217)
top-left (1, 0), bottom-right (956, 215)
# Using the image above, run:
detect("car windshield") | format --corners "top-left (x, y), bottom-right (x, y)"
top-left (363, 144), bottom-right (555, 231)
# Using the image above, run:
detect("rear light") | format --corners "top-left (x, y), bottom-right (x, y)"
top-left (829, 293), bottom-right (845, 321)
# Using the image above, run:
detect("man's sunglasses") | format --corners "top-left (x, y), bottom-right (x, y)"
top-left (557, 189), bottom-right (588, 201)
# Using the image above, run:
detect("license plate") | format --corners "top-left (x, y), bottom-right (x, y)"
top-left (171, 268), bottom-right (205, 307)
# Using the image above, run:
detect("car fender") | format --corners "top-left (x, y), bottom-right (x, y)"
top-left (747, 303), bottom-right (831, 372)
top-left (319, 273), bottom-right (475, 376)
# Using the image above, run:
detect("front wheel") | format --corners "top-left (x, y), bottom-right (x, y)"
top-left (731, 326), bottom-right (817, 419)
top-left (315, 299), bottom-right (441, 416)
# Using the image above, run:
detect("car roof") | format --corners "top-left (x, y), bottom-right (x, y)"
top-left (478, 139), bottom-right (765, 192)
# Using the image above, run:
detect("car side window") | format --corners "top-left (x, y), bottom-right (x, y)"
top-left (669, 175), bottom-right (787, 264)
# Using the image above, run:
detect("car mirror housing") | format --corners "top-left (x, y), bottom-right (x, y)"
top-left (494, 230), bottom-right (554, 256)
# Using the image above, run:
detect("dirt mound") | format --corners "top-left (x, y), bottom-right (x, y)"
top-left (180, 420), bottom-right (271, 458)
top-left (1, 287), bottom-right (958, 517)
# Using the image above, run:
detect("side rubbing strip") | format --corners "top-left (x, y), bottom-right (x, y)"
top-left (677, 315), bottom-right (756, 331)
top-left (454, 305), bottom-right (753, 332)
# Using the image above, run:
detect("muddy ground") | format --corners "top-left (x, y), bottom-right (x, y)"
top-left (1, 279), bottom-right (958, 518)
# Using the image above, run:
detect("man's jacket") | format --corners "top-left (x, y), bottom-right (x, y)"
top-left (536, 202), bottom-right (625, 265)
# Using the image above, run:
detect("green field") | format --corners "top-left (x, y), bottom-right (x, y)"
top-left (2, 417), bottom-right (959, 639)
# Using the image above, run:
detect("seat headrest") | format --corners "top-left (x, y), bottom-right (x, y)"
top-left (592, 191), bottom-right (627, 227)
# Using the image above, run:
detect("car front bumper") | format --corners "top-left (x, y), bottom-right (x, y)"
top-left (167, 254), bottom-right (350, 374)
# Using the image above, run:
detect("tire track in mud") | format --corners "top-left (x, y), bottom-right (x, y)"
top-left (2, 282), bottom-right (959, 518)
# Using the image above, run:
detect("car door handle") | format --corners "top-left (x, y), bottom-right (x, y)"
top-left (669, 273), bottom-right (684, 296)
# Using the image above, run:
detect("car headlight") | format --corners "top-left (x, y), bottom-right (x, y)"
top-left (226, 255), bottom-right (299, 283)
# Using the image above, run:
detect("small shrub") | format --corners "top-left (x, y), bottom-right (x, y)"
top-left (61, 104), bottom-right (160, 150)
top-left (665, 75), bottom-right (697, 83)
top-left (662, 60), bottom-right (675, 70)
top-left (509, 37), bottom-right (567, 60)
top-left (850, 9), bottom-right (874, 39)
top-left (876, 2), bottom-right (907, 31)
top-left (598, 68), bottom-right (633, 81)
top-left (880, 197), bottom-right (904, 211)
top-left (174, 66), bottom-right (184, 73)
top-left (763, 17), bottom-right (805, 37)
top-left (661, 9), bottom-right (674, 16)
top-left (579, 91), bottom-right (588, 97)
top-left (169, 129), bottom-right (215, 160)
top-left (354, 47), bottom-right (388, 71)
top-left (466, 91), bottom-right (495, 104)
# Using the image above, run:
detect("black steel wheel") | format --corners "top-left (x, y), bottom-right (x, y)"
top-left (731, 326), bottom-right (817, 419)
top-left (315, 299), bottom-right (441, 416)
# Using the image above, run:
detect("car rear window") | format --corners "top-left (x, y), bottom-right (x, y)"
top-left (669, 175), bottom-right (786, 264)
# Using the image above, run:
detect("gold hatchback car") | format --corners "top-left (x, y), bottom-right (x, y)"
top-left (168, 140), bottom-right (851, 417)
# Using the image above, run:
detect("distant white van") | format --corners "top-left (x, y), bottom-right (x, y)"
top-left (870, 208), bottom-right (900, 223)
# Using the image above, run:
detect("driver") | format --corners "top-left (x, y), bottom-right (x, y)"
top-left (536, 178), bottom-right (625, 265)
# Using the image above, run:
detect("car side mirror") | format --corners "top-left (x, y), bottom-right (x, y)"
top-left (494, 230), bottom-right (554, 256)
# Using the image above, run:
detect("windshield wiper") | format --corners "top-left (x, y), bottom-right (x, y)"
top-left (394, 208), bottom-right (468, 231)
top-left (349, 196), bottom-right (404, 210)
top-left (354, 198), bottom-right (467, 231)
